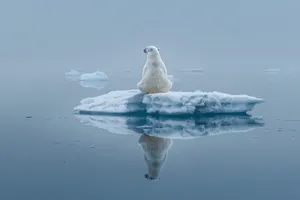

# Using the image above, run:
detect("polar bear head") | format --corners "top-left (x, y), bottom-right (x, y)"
top-left (143, 45), bottom-right (161, 59)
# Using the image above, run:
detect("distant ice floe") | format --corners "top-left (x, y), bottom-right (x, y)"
top-left (167, 75), bottom-right (179, 82)
top-left (65, 69), bottom-right (81, 81)
top-left (80, 71), bottom-right (108, 81)
top-left (65, 69), bottom-right (108, 90)
top-left (79, 80), bottom-right (108, 90)
top-left (65, 69), bottom-right (81, 76)
top-left (264, 68), bottom-right (281, 73)
top-left (178, 68), bottom-right (204, 73)
top-left (74, 89), bottom-right (264, 116)
top-left (75, 114), bottom-right (264, 139)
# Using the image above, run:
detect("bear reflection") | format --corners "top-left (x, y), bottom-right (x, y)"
top-left (74, 114), bottom-right (264, 181)
top-left (138, 134), bottom-right (173, 180)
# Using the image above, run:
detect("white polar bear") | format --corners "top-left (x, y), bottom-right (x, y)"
top-left (137, 46), bottom-right (172, 94)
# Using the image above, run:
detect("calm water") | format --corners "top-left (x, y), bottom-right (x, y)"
top-left (1, 1), bottom-right (300, 199)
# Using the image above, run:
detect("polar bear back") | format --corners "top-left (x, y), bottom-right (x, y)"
top-left (138, 59), bottom-right (172, 94)
top-left (142, 59), bottom-right (168, 78)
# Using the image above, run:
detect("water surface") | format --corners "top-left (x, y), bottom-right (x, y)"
top-left (0, 0), bottom-right (299, 199)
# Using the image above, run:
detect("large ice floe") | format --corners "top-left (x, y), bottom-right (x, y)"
top-left (74, 114), bottom-right (264, 139)
top-left (74, 89), bottom-right (264, 116)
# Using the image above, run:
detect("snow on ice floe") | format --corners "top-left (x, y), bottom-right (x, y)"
top-left (74, 114), bottom-right (264, 139)
top-left (74, 89), bottom-right (264, 116)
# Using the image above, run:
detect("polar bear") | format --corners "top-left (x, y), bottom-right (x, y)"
top-left (138, 134), bottom-right (173, 180)
top-left (137, 46), bottom-right (172, 94)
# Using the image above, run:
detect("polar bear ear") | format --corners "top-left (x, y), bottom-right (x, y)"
top-left (157, 48), bottom-right (160, 51)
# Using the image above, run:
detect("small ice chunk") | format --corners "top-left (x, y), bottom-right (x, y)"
top-left (65, 70), bottom-right (108, 90)
top-left (179, 68), bottom-right (204, 73)
top-left (79, 80), bottom-right (108, 90)
top-left (65, 69), bottom-right (81, 76)
top-left (65, 69), bottom-right (82, 81)
top-left (264, 68), bottom-right (280, 73)
top-left (80, 71), bottom-right (108, 81)
top-left (167, 75), bottom-right (178, 82)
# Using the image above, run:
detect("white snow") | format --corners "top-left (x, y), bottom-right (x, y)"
top-left (80, 71), bottom-right (108, 81)
top-left (74, 89), bottom-right (264, 115)
top-left (74, 114), bottom-right (263, 139)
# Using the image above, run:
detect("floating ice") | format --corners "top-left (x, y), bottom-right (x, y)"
top-left (79, 80), bottom-right (108, 90)
top-left (79, 71), bottom-right (108, 90)
top-left (264, 68), bottom-right (281, 73)
top-left (80, 71), bottom-right (108, 81)
top-left (65, 69), bottom-right (82, 81)
top-left (65, 69), bottom-right (109, 90)
top-left (75, 114), bottom-right (264, 139)
top-left (167, 75), bottom-right (179, 82)
top-left (65, 69), bottom-right (81, 76)
top-left (167, 75), bottom-right (174, 81)
top-left (179, 68), bottom-right (204, 73)
top-left (74, 89), bottom-right (264, 116)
